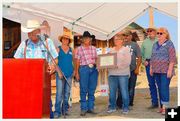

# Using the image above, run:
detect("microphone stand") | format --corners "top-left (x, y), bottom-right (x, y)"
top-left (38, 34), bottom-right (70, 119)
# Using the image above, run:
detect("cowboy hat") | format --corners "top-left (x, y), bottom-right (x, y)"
top-left (21, 20), bottom-right (41, 33)
top-left (123, 30), bottom-right (133, 36)
top-left (58, 31), bottom-right (73, 43)
top-left (82, 31), bottom-right (93, 38)
top-left (146, 27), bottom-right (157, 32)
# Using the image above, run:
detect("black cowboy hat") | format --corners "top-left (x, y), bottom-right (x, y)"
top-left (82, 31), bottom-right (92, 38)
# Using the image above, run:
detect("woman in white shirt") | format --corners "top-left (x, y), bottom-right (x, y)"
top-left (107, 34), bottom-right (131, 114)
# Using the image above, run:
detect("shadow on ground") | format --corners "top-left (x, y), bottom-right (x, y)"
top-left (57, 87), bottom-right (177, 119)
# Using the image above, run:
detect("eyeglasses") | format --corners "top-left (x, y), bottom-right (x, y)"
top-left (157, 32), bottom-right (164, 35)
top-left (114, 39), bottom-right (124, 41)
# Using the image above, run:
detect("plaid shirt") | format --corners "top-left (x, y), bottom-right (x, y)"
top-left (150, 40), bottom-right (177, 74)
top-left (14, 38), bottom-right (58, 63)
top-left (75, 45), bottom-right (97, 65)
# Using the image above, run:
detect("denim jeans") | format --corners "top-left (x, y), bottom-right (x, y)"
top-left (154, 73), bottom-right (171, 107)
top-left (128, 70), bottom-right (137, 105)
top-left (145, 63), bottom-right (159, 106)
top-left (50, 100), bottom-right (54, 118)
top-left (79, 66), bottom-right (98, 111)
top-left (54, 73), bottom-right (72, 117)
top-left (108, 75), bottom-right (129, 111)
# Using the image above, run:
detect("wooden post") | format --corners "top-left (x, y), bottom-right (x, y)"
top-left (149, 7), bottom-right (154, 28)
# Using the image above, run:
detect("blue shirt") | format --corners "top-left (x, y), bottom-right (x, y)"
top-left (14, 38), bottom-right (58, 63)
top-left (58, 46), bottom-right (73, 78)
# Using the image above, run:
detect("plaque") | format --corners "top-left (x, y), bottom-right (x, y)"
top-left (97, 53), bottom-right (117, 69)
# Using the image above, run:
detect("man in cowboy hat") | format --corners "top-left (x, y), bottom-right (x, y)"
top-left (14, 19), bottom-right (58, 62)
top-left (14, 20), bottom-right (59, 118)
top-left (141, 27), bottom-right (159, 109)
top-left (75, 31), bottom-right (98, 116)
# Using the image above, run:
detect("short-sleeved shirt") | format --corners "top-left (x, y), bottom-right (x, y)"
top-left (150, 40), bottom-right (177, 74)
top-left (141, 37), bottom-right (158, 63)
top-left (14, 38), bottom-right (58, 63)
top-left (75, 45), bottom-right (97, 65)
top-left (124, 41), bottom-right (141, 71)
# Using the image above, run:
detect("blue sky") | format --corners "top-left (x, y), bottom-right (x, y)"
top-left (135, 9), bottom-right (178, 51)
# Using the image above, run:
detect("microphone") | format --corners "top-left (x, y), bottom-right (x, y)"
top-left (37, 34), bottom-right (49, 41)
top-left (44, 34), bottom-right (49, 39)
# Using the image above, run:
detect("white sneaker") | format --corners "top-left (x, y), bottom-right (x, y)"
top-left (107, 109), bottom-right (116, 113)
top-left (122, 110), bottom-right (129, 114)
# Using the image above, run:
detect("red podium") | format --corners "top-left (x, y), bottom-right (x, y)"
top-left (3, 59), bottom-right (51, 118)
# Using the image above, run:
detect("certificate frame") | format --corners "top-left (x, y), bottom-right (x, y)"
top-left (97, 53), bottom-right (117, 69)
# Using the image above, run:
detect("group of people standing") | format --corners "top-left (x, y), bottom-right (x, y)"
top-left (14, 19), bottom-right (177, 118)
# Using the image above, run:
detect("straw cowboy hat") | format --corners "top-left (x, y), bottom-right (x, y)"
top-left (146, 27), bottom-right (157, 32)
top-left (58, 31), bottom-right (73, 43)
top-left (21, 20), bottom-right (41, 33)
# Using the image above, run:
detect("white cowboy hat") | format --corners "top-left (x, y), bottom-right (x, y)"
top-left (21, 20), bottom-right (41, 33)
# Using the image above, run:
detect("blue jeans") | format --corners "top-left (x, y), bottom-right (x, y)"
top-left (154, 73), bottom-right (171, 106)
top-left (128, 70), bottom-right (137, 105)
top-left (108, 75), bottom-right (129, 111)
top-left (50, 100), bottom-right (54, 118)
top-left (145, 63), bottom-right (159, 106)
top-left (79, 66), bottom-right (98, 111)
top-left (54, 73), bottom-right (72, 117)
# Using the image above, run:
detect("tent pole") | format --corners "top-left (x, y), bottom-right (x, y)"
top-left (149, 7), bottom-right (154, 28)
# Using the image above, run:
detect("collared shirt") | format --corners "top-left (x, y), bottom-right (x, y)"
top-left (141, 37), bottom-right (158, 63)
top-left (75, 45), bottom-right (97, 65)
top-left (14, 38), bottom-right (58, 63)
top-left (150, 40), bottom-right (177, 74)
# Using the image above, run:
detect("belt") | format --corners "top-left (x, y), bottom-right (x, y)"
top-left (80, 64), bottom-right (96, 68)
top-left (146, 59), bottom-right (151, 61)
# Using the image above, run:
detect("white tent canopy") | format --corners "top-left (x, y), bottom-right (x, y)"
top-left (3, 2), bottom-right (177, 41)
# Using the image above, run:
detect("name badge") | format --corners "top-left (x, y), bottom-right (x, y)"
top-left (162, 43), bottom-right (167, 46)
top-left (69, 52), bottom-right (72, 55)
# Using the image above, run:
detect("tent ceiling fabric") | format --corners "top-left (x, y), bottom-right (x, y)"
top-left (4, 2), bottom-right (177, 40)
top-left (148, 3), bottom-right (177, 18)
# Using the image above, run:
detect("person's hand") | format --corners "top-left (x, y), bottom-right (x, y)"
top-left (167, 69), bottom-right (172, 78)
top-left (73, 70), bottom-right (76, 77)
top-left (144, 61), bottom-right (149, 66)
top-left (75, 72), bottom-right (80, 81)
top-left (47, 65), bottom-right (55, 74)
top-left (134, 67), bottom-right (139, 75)
top-left (150, 68), bottom-right (153, 76)
top-left (57, 71), bottom-right (63, 79)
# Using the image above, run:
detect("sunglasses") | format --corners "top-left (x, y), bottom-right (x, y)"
top-left (147, 30), bottom-right (153, 33)
top-left (157, 32), bottom-right (164, 35)
top-left (123, 34), bottom-right (129, 37)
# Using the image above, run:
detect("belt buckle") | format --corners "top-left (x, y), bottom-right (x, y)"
top-left (88, 64), bottom-right (94, 68)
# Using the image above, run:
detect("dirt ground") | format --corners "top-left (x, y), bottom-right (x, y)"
top-left (51, 68), bottom-right (178, 119)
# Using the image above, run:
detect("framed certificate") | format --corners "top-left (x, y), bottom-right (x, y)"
top-left (97, 53), bottom-right (117, 69)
